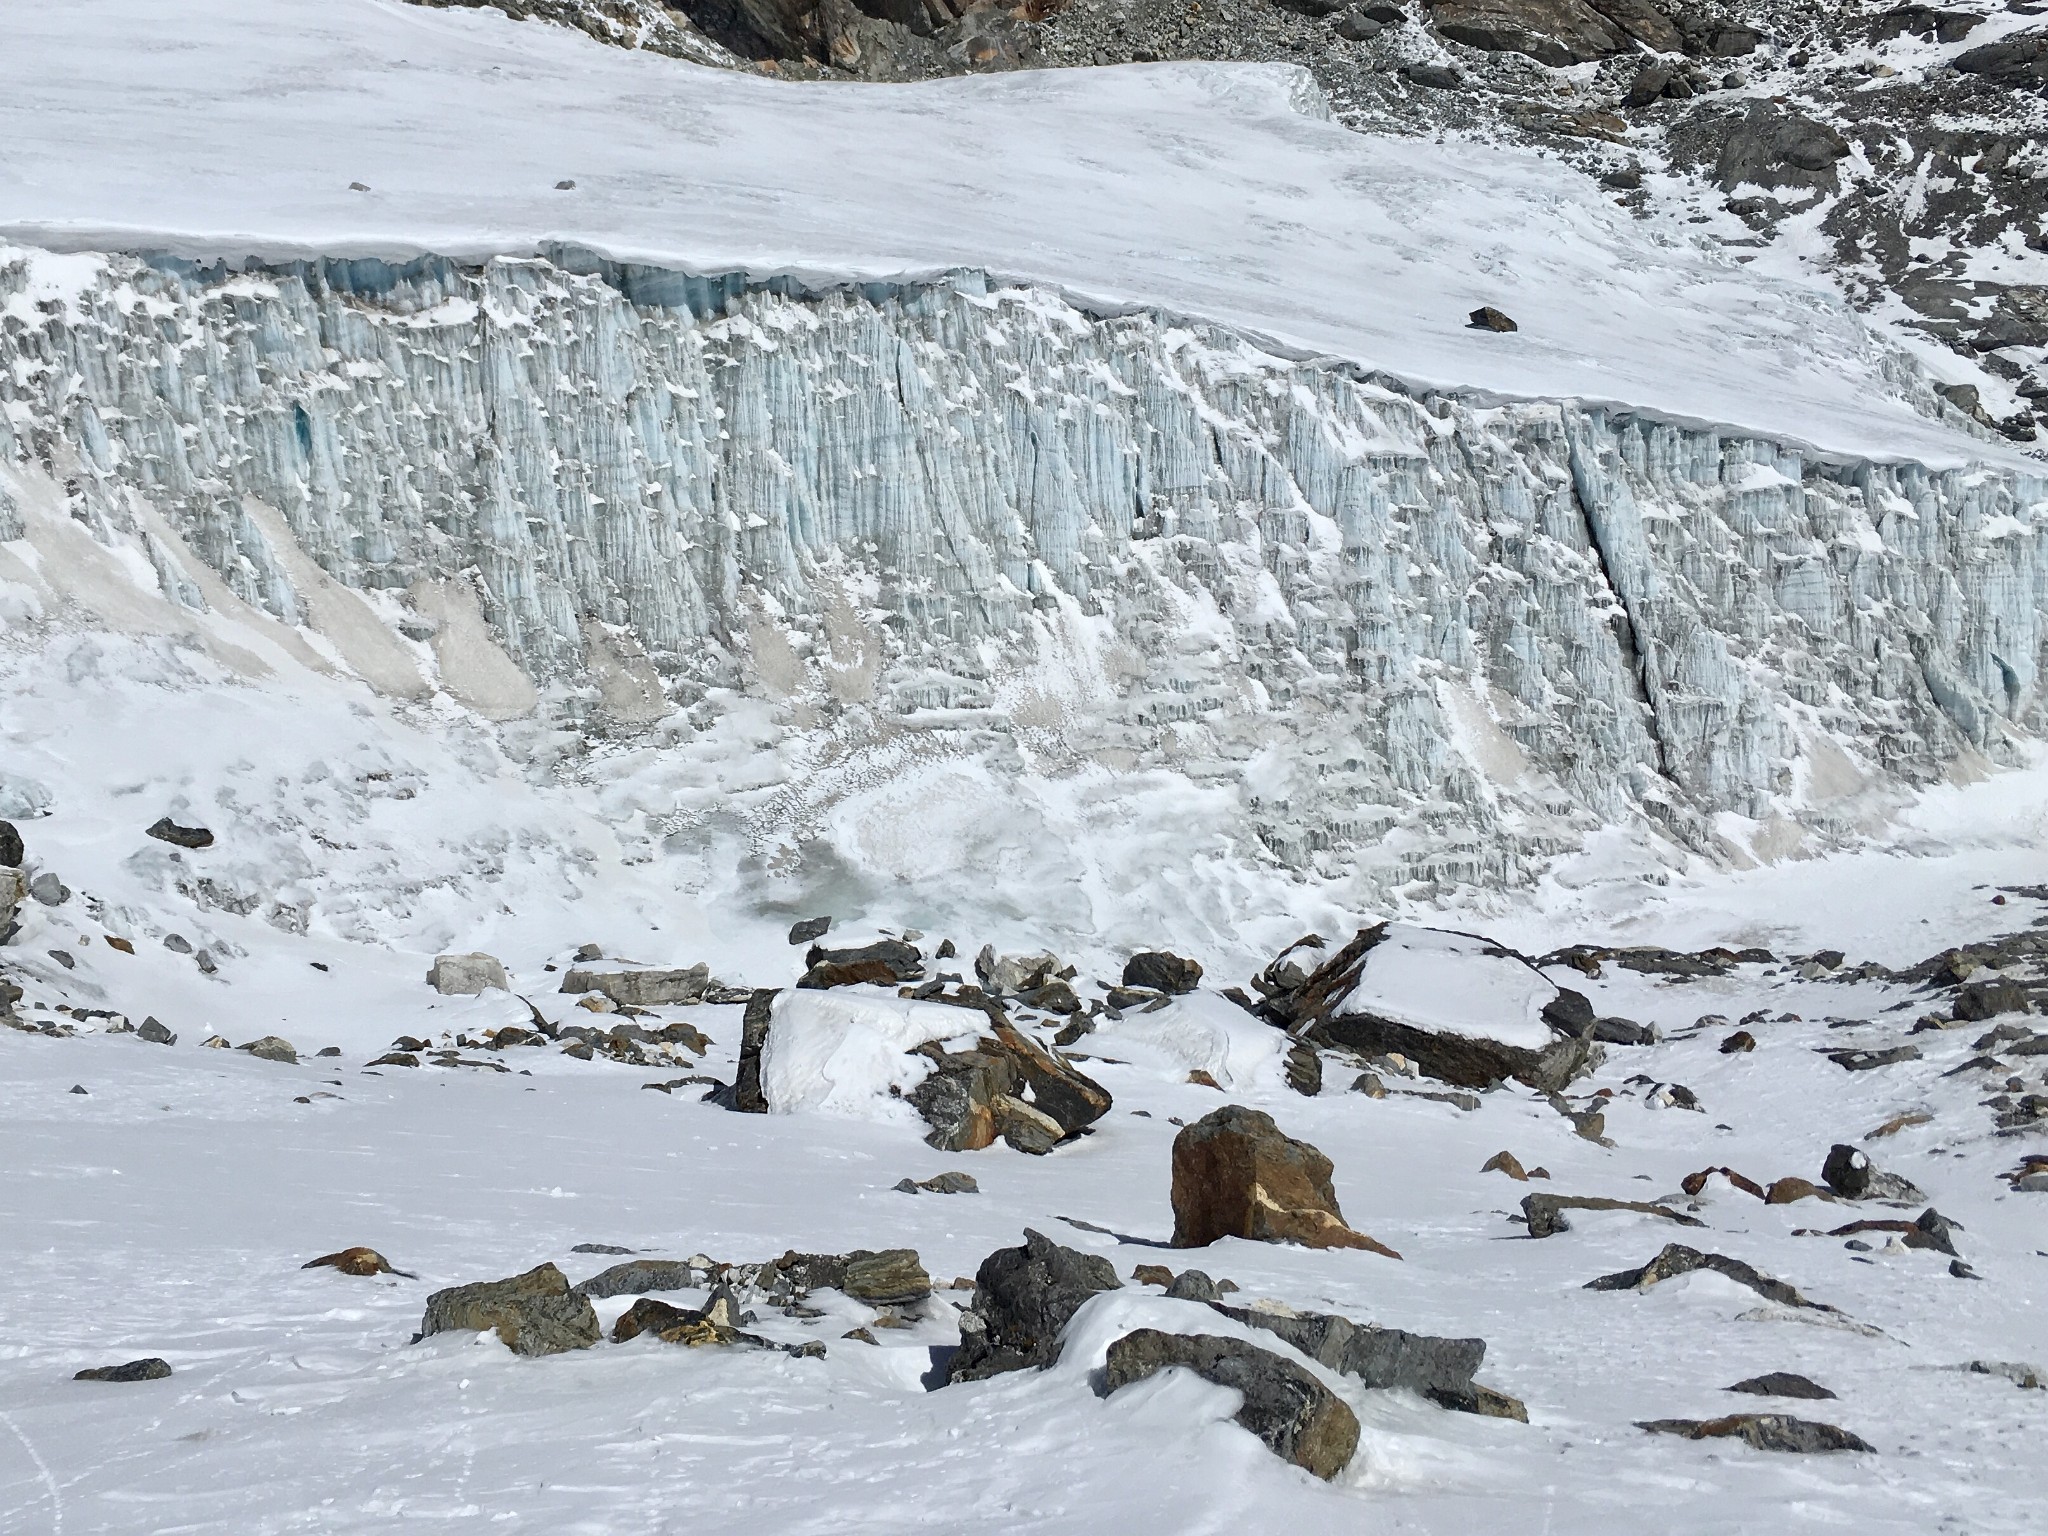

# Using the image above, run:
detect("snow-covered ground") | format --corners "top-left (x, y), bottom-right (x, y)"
top-left (0, 0), bottom-right (2021, 468)
top-left (3, 507), bottom-right (2048, 1533)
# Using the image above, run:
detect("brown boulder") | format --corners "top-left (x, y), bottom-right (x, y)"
top-left (416, 1263), bottom-right (600, 1356)
top-left (1170, 1105), bottom-right (1399, 1256)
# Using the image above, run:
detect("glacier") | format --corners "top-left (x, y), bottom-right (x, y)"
top-left (3, 244), bottom-right (2043, 900)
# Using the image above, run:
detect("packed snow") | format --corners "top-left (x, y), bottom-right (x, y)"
top-left (0, 0), bottom-right (2023, 468)
top-left (1334, 925), bottom-right (1558, 1048)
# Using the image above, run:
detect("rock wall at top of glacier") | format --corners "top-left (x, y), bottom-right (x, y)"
top-left (0, 245), bottom-right (2044, 893)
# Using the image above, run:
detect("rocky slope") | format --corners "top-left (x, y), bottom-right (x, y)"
top-left (423, 0), bottom-right (2048, 441)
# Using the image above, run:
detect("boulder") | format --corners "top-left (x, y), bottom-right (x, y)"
top-left (1101, 1330), bottom-right (1359, 1480)
top-left (29, 871), bottom-right (68, 906)
top-left (1954, 980), bottom-right (2030, 1021)
top-left (137, 1017), bottom-right (176, 1045)
top-left (1821, 1144), bottom-right (1926, 1204)
top-left (1170, 1105), bottom-right (1399, 1256)
top-left (75, 1358), bottom-right (172, 1383)
top-left (947, 1228), bottom-right (1121, 1381)
top-left (989, 1021), bottom-right (1112, 1135)
top-left (1426, 0), bottom-right (1631, 65)
top-left (0, 819), bottom-right (20, 866)
top-left (560, 964), bottom-right (710, 1007)
top-left (1638, 1414), bottom-right (1873, 1454)
top-left (1333, 10), bottom-right (1383, 39)
top-left (1468, 305), bottom-right (1518, 332)
top-left (1275, 925), bottom-right (1600, 1093)
top-left (908, 1042), bottom-right (1019, 1150)
top-left (894, 1170), bottom-right (979, 1195)
top-left (1212, 1300), bottom-right (1484, 1400)
top-left (145, 816), bottom-right (214, 850)
top-left (809, 939), bottom-right (923, 982)
top-left (428, 952), bottom-right (510, 995)
top-left (239, 1036), bottom-right (298, 1064)
top-left (1122, 951), bottom-right (1203, 994)
top-left (788, 915), bottom-right (832, 945)
top-left (995, 1093), bottom-right (1067, 1154)
top-left (417, 1262), bottom-right (601, 1356)
top-left (974, 946), bottom-right (1065, 996)
top-left (799, 958), bottom-right (899, 989)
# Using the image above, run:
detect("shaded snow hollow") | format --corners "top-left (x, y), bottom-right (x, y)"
top-left (0, 0), bottom-right (2021, 468)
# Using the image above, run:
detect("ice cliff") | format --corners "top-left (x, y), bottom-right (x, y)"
top-left (1, 245), bottom-right (2044, 893)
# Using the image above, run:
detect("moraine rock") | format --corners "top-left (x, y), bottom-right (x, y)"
top-left (1638, 1413), bottom-right (1874, 1454)
top-left (1122, 950), bottom-right (1203, 995)
top-left (809, 939), bottom-right (923, 982)
top-left (1522, 1192), bottom-right (1706, 1239)
top-left (75, 1358), bottom-right (172, 1383)
top-left (1467, 305), bottom-right (1518, 332)
top-left (787, 915), bottom-right (832, 945)
top-left (560, 964), bottom-right (710, 1007)
top-left (239, 1036), bottom-right (298, 1064)
top-left (1821, 1143), bottom-right (1926, 1204)
top-left (947, 1228), bottom-right (1121, 1382)
top-left (908, 1041), bottom-right (1020, 1150)
top-left (29, 871), bottom-right (68, 906)
top-left (145, 816), bottom-right (214, 850)
top-left (1102, 1329), bottom-right (1360, 1479)
top-left (0, 819), bottom-right (20, 866)
top-left (893, 1170), bottom-right (979, 1195)
top-left (1588, 1245), bottom-right (1836, 1312)
top-left (572, 1258), bottom-right (701, 1300)
top-left (1425, 0), bottom-right (1636, 66)
top-left (1170, 1105), bottom-right (1399, 1256)
top-left (1212, 1299), bottom-right (1488, 1404)
top-left (769, 1248), bottom-right (932, 1307)
top-left (417, 1263), bottom-right (600, 1356)
top-left (1954, 980), bottom-right (2031, 1022)
top-left (427, 952), bottom-right (510, 995)
top-left (137, 1017), bottom-right (176, 1045)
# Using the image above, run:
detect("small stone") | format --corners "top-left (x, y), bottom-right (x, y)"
top-left (162, 933), bottom-right (192, 953)
top-left (368, 1052), bottom-right (419, 1067)
top-left (75, 1358), bottom-right (171, 1383)
top-left (195, 949), bottom-right (217, 974)
top-left (349, 180), bottom-right (370, 191)
top-left (1468, 306), bottom-right (1517, 333)
top-left (145, 817), bottom-right (214, 850)
top-left (239, 1036), bottom-right (298, 1064)
top-left (1332, 10), bottom-right (1382, 40)
top-left (788, 916), bottom-right (833, 945)
top-left (554, 178), bottom-right (576, 190)
top-left (316, 1045), bottom-right (341, 1057)
top-left (1401, 61), bottom-right (1461, 89)
top-left (893, 1171), bottom-right (979, 1195)
top-left (49, 949), bottom-right (74, 969)
top-left (69, 1083), bottom-right (87, 1095)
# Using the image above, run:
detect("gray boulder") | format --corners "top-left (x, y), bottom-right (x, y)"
top-left (1638, 1413), bottom-right (1873, 1453)
top-left (75, 1358), bottom-right (172, 1382)
top-left (572, 1259), bottom-right (700, 1300)
top-left (417, 1262), bottom-right (600, 1356)
top-left (1101, 1330), bottom-right (1359, 1480)
top-left (560, 964), bottom-right (710, 1007)
top-left (428, 952), bottom-right (511, 995)
top-left (1212, 1301), bottom-right (1484, 1400)
top-left (1122, 951), bottom-right (1203, 994)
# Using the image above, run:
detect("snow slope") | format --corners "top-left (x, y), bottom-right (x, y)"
top-left (0, 0), bottom-right (2017, 468)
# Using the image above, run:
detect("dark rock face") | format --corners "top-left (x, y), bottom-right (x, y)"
top-left (1170, 1105), bottom-right (1397, 1255)
top-left (725, 988), bottom-right (776, 1113)
top-left (75, 1358), bottom-right (172, 1382)
top-left (1321, 1011), bottom-right (1597, 1093)
top-left (947, 1228), bottom-right (1121, 1381)
top-left (1727, 1372), bottom-right (1837, 1400)
top-left (145, 817), bottom-right (214, 850)
top-left (1122, 950), bottom-right (1203, 994)
top-left (1953, 28), bottom-right (2048, 88)
top-left (137, 1017), bottom-right (176, 1045)
top-left (0, 819), bottom-right (20, 867)
top-left (417, 1263), bottom-right (602, 1356)
top-left (788, 915), bottom-right (832, 944)
top-left (804, 938), bottom-right (924, 981)
top-left (1101, 1330), bottom-right (1360, 1480)
top-left (1467, 304), bottom-right (1518, 332)
top-left (1638, 1413), bottom-right (1874, 1453)
top-left (799, 958), bottom-right (900, 988)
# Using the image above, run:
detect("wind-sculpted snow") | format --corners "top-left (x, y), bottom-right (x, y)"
top-left (1, 246), bottom-right (2044, 894)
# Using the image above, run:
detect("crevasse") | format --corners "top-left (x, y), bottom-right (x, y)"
top-left (1, 245), bottom-right (2043, 889)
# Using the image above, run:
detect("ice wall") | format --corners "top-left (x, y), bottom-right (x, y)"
top-left (1, 245), bottom-right (2043, 889)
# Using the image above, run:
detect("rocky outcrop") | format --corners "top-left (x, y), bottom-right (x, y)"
top-left (1170, 1105), bottom-right (1399, 1256)
top-left (1100, 1329), bottom-right (1360, 1479)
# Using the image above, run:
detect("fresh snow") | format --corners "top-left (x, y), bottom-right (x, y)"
top-left (0, 0), bottom-right (2020, 468)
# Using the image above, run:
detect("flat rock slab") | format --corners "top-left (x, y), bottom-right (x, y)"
top-left (1639, 1413), bottom-right (1874, 1453)
top-left (561, 965), bottom-right (710, 1007)
top-left (1727, 1372), bottom-right (1836, 1400)
top-left (75, 1358), bottom-right (171, 1382)
top-left (573, 1259), bottom-right (701, 1300)
top-left (1103, 1329), bottom-right (1359, 1479)
top-left (1212, 1301), bottom-right (1484, 1399)
top-left (1523, 1192), bottom-right (1707, 1239)
top-left (1587, 1244), bottom-right (1836, 1313)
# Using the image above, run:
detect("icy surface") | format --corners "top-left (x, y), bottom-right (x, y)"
top-left (0, 0), bottom-right (2024, 468)
top-left (1336, 925), bottom-right (1556, 1048)
top-left (3, 249), bottom-right (2043, 898)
